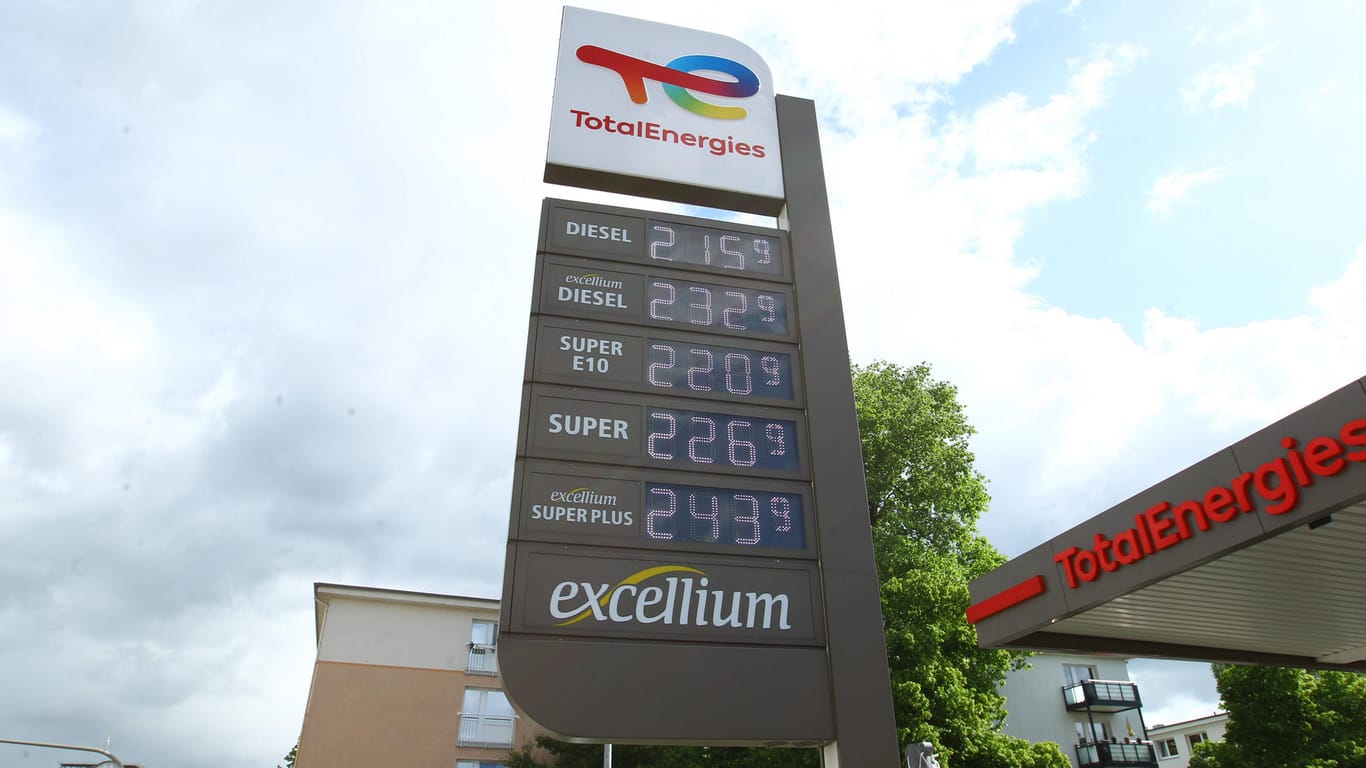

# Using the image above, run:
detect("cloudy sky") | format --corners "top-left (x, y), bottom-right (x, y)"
top-left (2, 0), bottom-right (1364, 765)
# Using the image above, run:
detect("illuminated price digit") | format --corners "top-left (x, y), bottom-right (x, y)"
top-left (688, 416), bottom-right (716, 464)
top-left (757, 294), bottom-right (777, 325)
top-left (647, 344), bottom-right (675, 388)
top-left (689, 492), bottom-right (720, 541)
top-left (727, 420), bottom-right (757, 466)
top-left (720, 235), bottom-right (744, 271)
top-left (650, 225), bottom-right (676, 262)
top-left (754, 238), bottom-right (772, 265)
top-left (733, 494), bottom-right (760, 544)
top-left (646, 487), bottom-right (677, 540)
top-left (770, 496), bottom-right (793, 532)
top-left (687, 348), bottom-right (715, 392)
top-left (724, 353), bottom-right (752, 395)
top-left (765, 423), bottom-right (788, 457)
top-left (761, 355), bottom-right (782, 387)
top-left (649, 281), bottom-right (676, 321)
top-left (647, 412), bottom-right (677, 460)
top-left (722, 291), bottom-right (748, 330)
top-left (688, 286), bottom-right (712, 326)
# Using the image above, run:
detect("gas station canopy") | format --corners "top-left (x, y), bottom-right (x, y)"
top-left (968, 377), bottom-right (1366, 671)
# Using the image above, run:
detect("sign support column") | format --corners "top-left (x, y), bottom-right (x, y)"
top-left (777, 94), bottom-right (900, 767)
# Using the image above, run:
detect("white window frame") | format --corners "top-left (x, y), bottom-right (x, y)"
top-left (466, 619), bottom-right (499, 675)
top-left (1063, 663), bottom-right (1098, 686)
top-left (458, 688), bottom-right (517, 749)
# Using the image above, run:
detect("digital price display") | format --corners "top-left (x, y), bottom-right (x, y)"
top-left (539, 257), bottom-right (795, 340)
top-left (647, 276), bottom-right (788, 336)
top-left (645, 221), bottom-right (783, 277)
top-left (516, 463), bottom-right (811, 555)
top-left (646, 339), bottom-right (794, 401)
top-left (546, 201), bottom-right (790, 281)
top-left (526, 386), bottom-right (809, 480)
top-left (644, 482), bottom-right (804, 549)
top-left (532, 319), bottom-right (800, 405)
top-left (646, 406), bottom-right (798, 472)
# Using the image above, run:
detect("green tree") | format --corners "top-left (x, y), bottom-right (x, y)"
top-left (855, 361), bottom-right (1067, 768)
top-left (1187, 665), bottom-right (1366, 768)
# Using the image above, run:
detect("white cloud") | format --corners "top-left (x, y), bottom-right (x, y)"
top-left (0, 100), bottom-right (36, 143)
top-left (1146, 166), bottom-right (1225, 218)
top-left (1191, 4), bottom-right (1269, 46)
top-left (1181, 46), bottom-right (1273, 108)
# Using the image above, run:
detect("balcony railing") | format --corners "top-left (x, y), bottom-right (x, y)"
top-left (1076, 740), bottom-right (1158, 768)
top-left (1062, 679), bottom-right (1143, 712)
top-left (457, 713), bottom-right (517, 749)
top-left (466, 645), bottom-right (498, 675)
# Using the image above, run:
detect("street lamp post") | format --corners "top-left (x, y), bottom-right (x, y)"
top-left (0, 738), bottom-right (127, 768)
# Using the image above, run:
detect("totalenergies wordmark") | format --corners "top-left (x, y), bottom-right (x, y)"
top-left (567, 109), bottom-right (766, 159)
top-left (1055, 417), bottom-right (1366, 589)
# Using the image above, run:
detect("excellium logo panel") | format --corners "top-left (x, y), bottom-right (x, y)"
top-left (511, 547), bottom-right (823, 644)
top-left (545, 7), bottom-right (784, 213)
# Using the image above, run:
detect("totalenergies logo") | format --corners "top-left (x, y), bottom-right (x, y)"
top-left (577, 45), bottom-right (759, 120)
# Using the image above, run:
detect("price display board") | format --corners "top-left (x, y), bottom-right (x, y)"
top-left (537, 256), bottom-right (796, 341)
top-left (543, 199), bottom-right (792, 281)
top-left (501, 197), bottom-right (845, 746)
top-left (525, 384), bottom-right (808, 479)
top-left (509, 200), bottom-right (814, 623)
top-left (514, 460), bottom-right (814, 556)
top-left (529, 317), bottom-right (802, 406)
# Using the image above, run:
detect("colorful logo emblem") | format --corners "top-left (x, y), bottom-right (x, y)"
top-left (577, 45), bottom-right (759, 120)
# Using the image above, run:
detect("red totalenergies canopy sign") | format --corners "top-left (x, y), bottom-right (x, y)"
top-left (967, 393), bottom-right (1366, 629)
top-left (1049, 418), bottom-right (1366, 592)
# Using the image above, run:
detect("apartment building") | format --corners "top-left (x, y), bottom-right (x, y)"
top-left (1148, 712), bottom-right (1228, 768)
top-left (1000, 653), bottom-right (1157, 768)
top-left (296, 583), bottom-right (541, 768)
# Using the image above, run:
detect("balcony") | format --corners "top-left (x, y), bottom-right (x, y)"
top-left (466, 645), bottom-right (498, 675)
top-left (457, 713), bottom-right (517, 749)
top-left (1076, 740), bottom-right (1158, 768)
top-left (1063, 679), bottom-right (1143, 712)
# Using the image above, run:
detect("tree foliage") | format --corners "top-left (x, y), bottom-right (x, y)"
top-left (855, 362), bottom-right (1067, 768)
top-left (510, 362), bottom-right (1066, 768)
top-left (1187, 665), bottom-right (1366, 768)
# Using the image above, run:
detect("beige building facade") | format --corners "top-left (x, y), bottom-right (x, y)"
top-left (1148, 712), bottom-right (1228, 768)
top-left (296, 583), bottom-right (541, 768)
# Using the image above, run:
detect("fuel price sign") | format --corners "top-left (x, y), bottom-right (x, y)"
top-left (538, 256), bottom-right (795, 341)
top-left (544, 200), bottom-right (791, 281)
top-left (530, 318), bottom-right (801, 406)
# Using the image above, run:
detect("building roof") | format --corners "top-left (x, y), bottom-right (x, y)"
top-left (312, 582), bottom-right (498, 644)
top-left (1149, 712), bottom-right (1228, 733)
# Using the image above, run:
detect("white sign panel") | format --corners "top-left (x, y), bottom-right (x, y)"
top-left (545, 7), bottom-right (784, 215)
